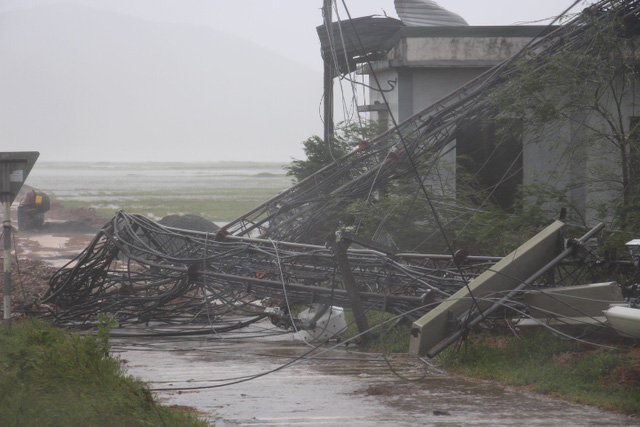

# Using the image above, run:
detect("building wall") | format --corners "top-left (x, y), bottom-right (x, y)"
top-left (409, 68), bottom-right (487, 119)
top-left (363, 28), bottom-right (551, 122)
top-left (360, 27), bottom-right (639, 227)
top-left (400, 36), bottom-right (535, 63)
top-left (367, 65), bottom-right (489, 123)
top-left (521, 82), bottom-right (640, 226)
top-left (362, 29), bottom-right (543, 209)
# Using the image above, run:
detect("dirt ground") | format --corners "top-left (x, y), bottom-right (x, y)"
top-left (3, 185), bottom-right (106, 316)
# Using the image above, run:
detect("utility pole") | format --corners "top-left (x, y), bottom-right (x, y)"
top-left (3, 200), bottom-right (10, 329)
top-left (322, 0), bottom-right (334, 147)
top-left (333, 232), bottom-right (370, 344)
top-left (1, 152), bottom-right (39, 329)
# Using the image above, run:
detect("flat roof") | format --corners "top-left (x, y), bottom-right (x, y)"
top-left (380, 25), bottom-right (560, 56)
top-left (318, 20), bottom-right (560, 77)
top-left (397, 26), bottom-right (560, 38)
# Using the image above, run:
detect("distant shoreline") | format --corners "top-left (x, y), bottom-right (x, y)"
top-left (36, 160), bottom-right (289, 168)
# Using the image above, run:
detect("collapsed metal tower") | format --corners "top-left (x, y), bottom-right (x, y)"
top-left (44, 0), bottom-right (640, 336)
top-left (44, 211), bottom-right (499, 327)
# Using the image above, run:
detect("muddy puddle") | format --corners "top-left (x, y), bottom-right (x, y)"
top-left (111, 321), bottom-right (637, 426)
top-left (16, 230), bottom-right (95, 268)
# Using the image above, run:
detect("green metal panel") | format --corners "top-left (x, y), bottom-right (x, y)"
top-left (409, 220), bottom-right (565, 357)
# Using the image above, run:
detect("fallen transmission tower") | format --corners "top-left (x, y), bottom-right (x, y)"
top-left (43, 211), bottom-right (497, 328)
top-left (42, 0), bottom-right (639, 333)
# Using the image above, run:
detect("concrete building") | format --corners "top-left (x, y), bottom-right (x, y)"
top-left (358, 26), bottom-right (556, 124)
top-left (354, 25), bottom-right (556, 213)
top-left (318, 1), bottom-right (640, 227)
top-left (355, 24), bottom-right (638, 226)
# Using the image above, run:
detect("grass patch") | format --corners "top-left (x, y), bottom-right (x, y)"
top-left (342, 309), bottom-right (411, 353)
top-left (52, 188), bottom-right (287, 223)
top-left (36, 161), bottom-right (293, 223)
top-left (444, 327), bottom-right (640, 415)
top-left (0, 318), bottom-right (207, 426)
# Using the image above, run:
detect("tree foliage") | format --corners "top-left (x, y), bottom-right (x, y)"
top-left (285, 120), bottom-right (386, 182)
top-left (490, 10), bottom-right (640, 241)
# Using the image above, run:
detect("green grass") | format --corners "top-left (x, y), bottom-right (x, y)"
top-left (52, 186), bottom-right (289, 223)
top-left (342, 309), bottom-right (411, 353)
top-left (36, 161), bottom-right (294, 224)
top-left (57, 196), bottom-right (267, 223)
top-left (444, 328), bottom-right (640, 415)
top-left (0, 318), bottom-right (208, 426)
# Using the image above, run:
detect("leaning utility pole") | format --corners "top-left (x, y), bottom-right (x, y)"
top-left (322, 0), bottom-right (334, 146)
top-left (1, 152), bottom-right (39, 329)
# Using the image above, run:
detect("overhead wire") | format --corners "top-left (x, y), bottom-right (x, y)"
top-left (227, 0), bottom-right (626, 249)
top-left (32, 2), bottom-right (640, 384)
top-left (339, 0), bottom-right (487, 330)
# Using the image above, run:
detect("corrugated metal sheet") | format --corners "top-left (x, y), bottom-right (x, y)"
top-left (394, 0), bottom-right (468, 27)
top-left (316, 16), bottom-right (404, 77)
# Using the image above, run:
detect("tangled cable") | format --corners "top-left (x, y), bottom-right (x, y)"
top-left (41, 1), bottom-right (640, 344)
top-left (42, 211), bottom-right (501, 328)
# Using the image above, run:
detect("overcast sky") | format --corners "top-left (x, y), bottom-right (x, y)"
top-left (2, 0), bottom-right (588, 71)
top-left (0, 0), bottom-right (590, 163)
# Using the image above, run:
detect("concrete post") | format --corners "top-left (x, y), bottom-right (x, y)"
top-left (333, 235), bottom-right (370, 344)
top-left (3, 202), bottom-right (11, 329)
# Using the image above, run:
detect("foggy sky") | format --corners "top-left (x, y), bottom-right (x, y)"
top-left (0, 0), bottom-right (587, 163)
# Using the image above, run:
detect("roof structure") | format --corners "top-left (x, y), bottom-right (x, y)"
top-left (317, 16), bottom-right (557, 78)
top-left (316, 16), bottom-right (404, 77)
top-left (394, 0), bottom-right (468, 27)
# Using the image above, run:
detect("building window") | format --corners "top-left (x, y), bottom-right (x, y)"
top-left (456, 119), bottom-right (523, 212)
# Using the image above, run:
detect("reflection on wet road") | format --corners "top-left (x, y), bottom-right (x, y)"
top-left (111, 321), bottom-right (637, 426)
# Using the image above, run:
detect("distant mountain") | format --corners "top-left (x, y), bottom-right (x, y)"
top-left (0, 4), bottom-right (323, 162)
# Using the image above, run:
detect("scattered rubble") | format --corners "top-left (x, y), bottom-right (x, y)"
top-left (2, 188), bottom-right (103, 318)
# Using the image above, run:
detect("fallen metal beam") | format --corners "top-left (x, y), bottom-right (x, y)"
top-left (409, 220), bottom-right (566, 357)
top-left (525, 281), bottom-right (623, 320)
top-left (423, 223), bottom-right (606, 358)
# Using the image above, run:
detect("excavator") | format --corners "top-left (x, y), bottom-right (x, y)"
top-left (17, 189), bottom-right (50, 231)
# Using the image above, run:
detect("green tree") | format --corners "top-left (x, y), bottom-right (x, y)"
top-left (285, 120), bottom-right (386, 182)
top-left (490, 11), bottom-right (640, 238)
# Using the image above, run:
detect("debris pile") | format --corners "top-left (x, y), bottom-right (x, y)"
top-left (40, 1), bottom-right (640, 352)
top-left (43, 211), bottom-right (497, 328)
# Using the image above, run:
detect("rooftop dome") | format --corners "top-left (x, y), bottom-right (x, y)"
top-left (394, 0), bottom-right (469, 26)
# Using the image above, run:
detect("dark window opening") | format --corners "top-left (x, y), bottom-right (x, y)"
top-left (456, 119), bottom-right (523, 212)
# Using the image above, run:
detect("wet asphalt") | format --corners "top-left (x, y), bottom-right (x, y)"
top-left (111, 321), bottom-right (638, 426)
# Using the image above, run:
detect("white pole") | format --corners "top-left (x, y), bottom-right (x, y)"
top-left (3, 201), bottom-right (11, 329)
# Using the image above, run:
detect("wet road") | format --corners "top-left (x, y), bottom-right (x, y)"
top-left (111, 321), bottom-right (638, 426)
